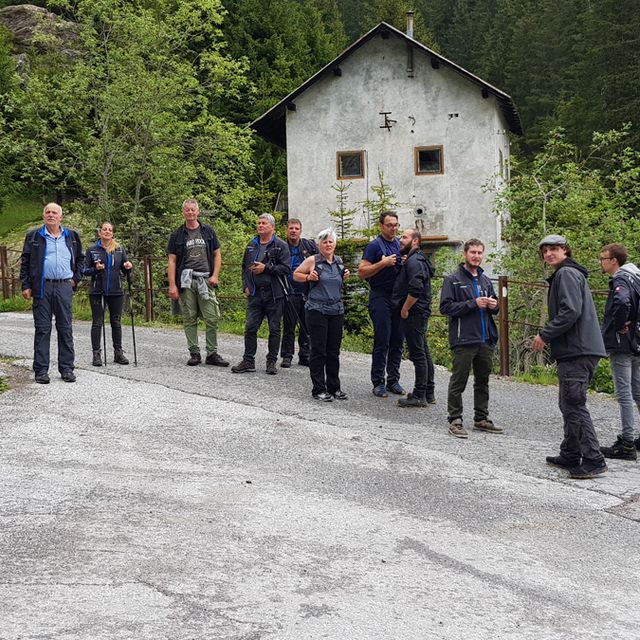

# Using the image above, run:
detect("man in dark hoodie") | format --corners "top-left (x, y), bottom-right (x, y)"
top-left (440, 239), bottom-right (501, 438)
top-left (392, 228), bottom-right (435, 407)
top-left (532, 235), bottom-right (608, 479)
top-left (598, 243), bottom-right (640, 461)
top-left (232, 214), bottom-right (290, 375)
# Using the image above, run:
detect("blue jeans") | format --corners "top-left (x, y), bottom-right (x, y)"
top-left (32, 280), bottom-right (75, 374)
top-left (609, 352), bottom-right (640, 441)
top-left (368, 294), bottom-right (404, 387)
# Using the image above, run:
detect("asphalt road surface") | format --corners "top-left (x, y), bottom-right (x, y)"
top-left (0, 312), bottom-right (639, 639)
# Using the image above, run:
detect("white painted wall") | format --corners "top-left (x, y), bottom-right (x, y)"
top-left (285, 32), bottom-right (511, 255)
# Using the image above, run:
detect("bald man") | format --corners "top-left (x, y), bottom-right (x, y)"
top-left (20, 203), bottom-right (84, 383)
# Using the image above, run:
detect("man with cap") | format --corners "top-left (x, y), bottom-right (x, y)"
top-left (532, 234), bottom-right (608, 479)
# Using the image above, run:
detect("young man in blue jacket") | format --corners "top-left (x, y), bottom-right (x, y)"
top-left (532, 235), bottom-right (607, 479)
top-left (598, 243), bottom-right (640, 460)
top-left (20, 203), bottom-right (84, 383)
top-left (440, 239), bottom-right (501, 438)
top-left (392, 228), bottom-right (435, 407)
top-left (232, 214), bottom-right (290, 375)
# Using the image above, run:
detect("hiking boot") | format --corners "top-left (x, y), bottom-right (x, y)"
top-left (569, 460), bottom-right (608, 479)
top-left (601, 435), bottom-right (637, 461)
top-left (205, 352), bottom-right (229, 367)
top-left (448, 419), bottom-right (468, 439)
top-left (387, 381), bottom-right (406, 395)
top-left (313, 392), bottom-right (333, 402)
top-left (114, 349), bottom-right (129, 365)
top-left (473, 419), bottom-right (503, 434)
top-left (546, 455), bottom-right (577, 469)
top-left (187, 352), bottom-right (202, 366)
top-left (426, 395), bottom-right (437, 405)
top-left (35, 372), bottom-right (50, 384)
top-left (332, 390), bottom-right (348, 400)
top-left (266, 361), bottom-right (277, 375)
top-left (61, 371), bottom-right (76, 383)
top-left (398, 393), bottom-right (427, 408)
top-left (231, 359), bottom-right (256, 373)
top-left (92, 351), bottom-right (102, 367)
top-left (372, 384), bottom-right (388, 398)
top-left (280, 357), bottom-right (292, 368)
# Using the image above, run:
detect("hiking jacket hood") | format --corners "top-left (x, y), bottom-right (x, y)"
top-left (439, 263), bottom-right (499, 348)
top-left (540, 258), bottom-right (606, 361)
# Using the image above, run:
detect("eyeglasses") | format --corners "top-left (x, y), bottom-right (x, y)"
top-left (599, 256), bottom-right (614, 262)
top-left (382, 222), bottom-right (399, 228)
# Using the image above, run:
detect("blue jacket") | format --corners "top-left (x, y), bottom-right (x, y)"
top-left (439, 264), bottom-right (499, 348)
top-left (84, 241), bottom-right (130, 296)
top-left (241, 235), bottom-right (290, 298)
top-left (20, 225), bottom-right (84, 299)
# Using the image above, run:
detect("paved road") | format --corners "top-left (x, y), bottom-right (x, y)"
top-left (0, 312), bottom-right (639, 639)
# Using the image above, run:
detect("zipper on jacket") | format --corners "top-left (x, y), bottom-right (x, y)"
top-left (471, 276), bottom-right (487, 343)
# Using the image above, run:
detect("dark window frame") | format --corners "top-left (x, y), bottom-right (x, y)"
top-left (414, 145), bottom-right (444, 175)
top-left (336, 150), bottom-right (365, 180)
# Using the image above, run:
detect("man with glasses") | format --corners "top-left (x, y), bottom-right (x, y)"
top-left (532, 234), bottom-right (607, 479)
top-left (598, 243), bottom-right (640, 460)
top-left (357, 211), bottom-right (404, 397)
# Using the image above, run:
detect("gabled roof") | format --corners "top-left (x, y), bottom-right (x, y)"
top-left (251, 22), bottom-right (523, 148)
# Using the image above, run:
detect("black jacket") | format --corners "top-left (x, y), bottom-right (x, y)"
top-left (241, 235), bottom-right (291, 298)
top-left (439, 264), bottom-right (499, 348)
top-left (84, 241), bottom-right (130, 296)
top-left (167, 223), bottom-right (220, 289)
top-left (20, 225), bottom-right (84, 299)
top-left (391, 249), bottom-right (434, 315)
top-left (540, 258), bottom-right (606, 362)
top-left (601, 265), bottom-right (640, 354)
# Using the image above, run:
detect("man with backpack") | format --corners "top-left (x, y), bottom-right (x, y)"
top-left (599, 243), bottom-right (640, 460)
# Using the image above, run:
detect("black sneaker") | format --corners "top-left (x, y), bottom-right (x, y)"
top-left (332, 390), bottom-right (348, 400)
top-left (569, 461), bottom-right (608, 479)
top-left (280, 357), bottom-right (292, 368)
top-left (426, 395), bottom-right (436, 405)
top-left (187, 352), bottom-right (202, 366)
top-left (387, 381), bottom-right (406, 395)
top-left (313, 392), bottom-right (333, 402)
top-left (92, 351), bottom-right (102, 367)
top-left (205, 353), bottom-right (229, 367)
top-left (35, 372), bottom-right (50, 384)
top-left (61, 371), bottom-right (76, 383)
top-left (546, 455), bottom-right (577, 469)
top-left (601, 436), bottom-right (637, 461)
top-left (398, 393), bottom-right (427, 408)
top-left (231, 359), bottom-right (256, 373)
top-left (266, 361), bottom-right (277, 375)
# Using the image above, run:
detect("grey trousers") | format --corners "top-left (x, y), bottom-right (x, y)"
top-left (557, 356), bottom-right (604, 464)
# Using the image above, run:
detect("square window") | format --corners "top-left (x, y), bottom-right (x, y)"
top-left (415, 146), bottom-right (443, 175)
top-left (337, 151), bottom-right (365, 179)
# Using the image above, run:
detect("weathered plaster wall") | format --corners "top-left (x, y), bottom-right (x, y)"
top-left (286, 32), bottom-right (511, 253)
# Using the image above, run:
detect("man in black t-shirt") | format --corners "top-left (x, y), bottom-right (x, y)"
top-left (167, 199), bottom-right (229, 367)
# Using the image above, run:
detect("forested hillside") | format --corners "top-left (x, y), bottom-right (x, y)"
top-left (0, 0), bottom-right (638, 250)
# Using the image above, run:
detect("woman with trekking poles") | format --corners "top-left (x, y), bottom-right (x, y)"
top-left (84, 222), bottom-right (133, 366)
top-left (293, 227), bottom-right (350, 402)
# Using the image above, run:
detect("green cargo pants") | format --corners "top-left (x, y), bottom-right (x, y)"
top-left (180, 280), bottom-right (220, 355)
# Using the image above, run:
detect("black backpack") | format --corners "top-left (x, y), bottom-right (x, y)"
top-left (616, 271), bottom-right (640, 354)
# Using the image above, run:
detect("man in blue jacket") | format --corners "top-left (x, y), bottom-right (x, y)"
top-left (392, 228), bottom-right (435, 407)
top-left (232, 214), bottom-right (290, 375)
top-left (598, 243), bottom-right (640, 461)
top-left (440, 239), bottom-right (501, 438)
top-left (20, 203), bottom-right (84, 384)
top-left (357, 211), bottom-right (404, 397)
top-left (532, 234), bottom-right (607, 479)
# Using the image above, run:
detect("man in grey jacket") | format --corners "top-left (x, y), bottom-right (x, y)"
top-left (532, 235), bottom-right (607, 479)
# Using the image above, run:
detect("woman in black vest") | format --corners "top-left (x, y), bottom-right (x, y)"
top-left (84, 222), bottom-right (133, 365)
top-left (293, 228), bottom-right (350, 401)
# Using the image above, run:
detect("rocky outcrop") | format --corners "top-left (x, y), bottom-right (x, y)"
top-left (0, 4), bottom-right (80, 56)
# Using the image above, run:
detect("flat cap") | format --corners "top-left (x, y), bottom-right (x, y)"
top-left (538, 234), bottom-right (567, 248)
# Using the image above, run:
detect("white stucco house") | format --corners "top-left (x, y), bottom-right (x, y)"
top-left (251, 20), bottom-right (522, 251)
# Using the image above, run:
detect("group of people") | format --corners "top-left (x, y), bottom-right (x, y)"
top-left (19, 202), bottom-right (640, 480)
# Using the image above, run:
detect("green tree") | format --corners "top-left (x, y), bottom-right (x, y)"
top-left (328, 181), bottom-right (357, 240)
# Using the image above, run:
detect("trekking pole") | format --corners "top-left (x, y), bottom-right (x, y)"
top-left (102, 294), bottom-right (108, 367)
top-left (126, 270), bottom-right (138, 366)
